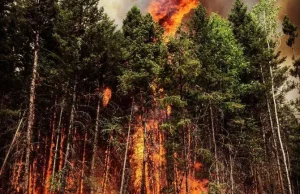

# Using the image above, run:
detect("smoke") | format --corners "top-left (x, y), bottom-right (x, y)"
top-left (98, 0), bottom-right (149, 27)
top-left (200, 0), bottom-right (257, 16)
top-left (278, 0), bottom-right (300, 58)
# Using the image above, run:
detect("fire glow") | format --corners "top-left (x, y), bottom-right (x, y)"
top-left (148, 0), bottom-right (199, 35)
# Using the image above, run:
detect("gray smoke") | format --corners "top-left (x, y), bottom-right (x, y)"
top-left (98, 0), bottom-right (149, 27)
top-left (200, 0), bottom-right (258, 16)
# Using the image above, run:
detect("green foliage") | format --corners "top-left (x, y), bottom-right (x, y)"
top-left (119, 6), bottom-right (163, 99)
top-left (282, 15), bottom-right (298, 48)
top-left (291, 58), bottom-right (300, 78)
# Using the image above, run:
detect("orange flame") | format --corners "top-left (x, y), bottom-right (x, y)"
top-left (167, 105), bottom-right (172, 116)
top-left (148, 0), bottom-right (199, 36)
top-left (130, 125), bottom-right (144, 193)
top-left (103, 87), bottom-right (112, 107)
top-left (179, 162), bottom-right (208, 194)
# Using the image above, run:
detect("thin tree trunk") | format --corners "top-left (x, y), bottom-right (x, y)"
top-left (12, 152), bottom-right (24, 192)
top-left (0, 110), bottom-right (26, 176)
top-left (50, 99), bottom-right (65, 194)
top-left (263, 8), bottom-right (292, 193)
top-left (141, 118), bottom-right (147, 194)
top-left (79, 130), bottom-right (87, 194)
top-left (260, 63), bottom-right (285, 194)
top-left (24, 31), bottom-right (39, 194)
top-left (60, 83), bottom-right (76, 193)
top-left (44, 97), bottom-right (58, 194)
top-left (210, 101), bottom-right (219, 184)
top-left (59, 127), bottom-right (65, 172)
top-left (90, 90), bottom-right (101, 194)
top-left (174, 152), bottom-right (179, 194)
top-left (183, 125), bottom-right (190, 194)
top-left (267, 98), bottom-right (285, 194)
top-left (270, 64), bottom-right (292, 194)
top-left (102, 136), bottom-right (112, 194)
top-left (120, 98), bottom-right (134, 194)
top-left (229, 153), bottom-right (234, 194)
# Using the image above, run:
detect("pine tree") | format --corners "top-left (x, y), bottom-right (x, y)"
top-left (282, 15), bottom-right (298, 60)
top-left (189, 5), bottom-right (248, 192)
top-left (229, 1), bottom-right (285, 192)
top-left (119, 6), bottom-right (164, 194)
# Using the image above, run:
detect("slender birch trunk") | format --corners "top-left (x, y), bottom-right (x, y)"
top-left (270, 64), bottom-right (293, 194)
top-left (261, 7), bottom-right (292, 193)
top-left (260, 63), bottom-right (285, 193)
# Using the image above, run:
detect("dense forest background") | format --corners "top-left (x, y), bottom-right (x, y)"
top-left (0, 0), bottom-right (300, 193)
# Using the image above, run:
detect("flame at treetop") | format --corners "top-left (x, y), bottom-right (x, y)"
top-left (148, 0), bottom-right (199, 36)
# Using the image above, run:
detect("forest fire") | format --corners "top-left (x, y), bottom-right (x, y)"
top-left (148, 0), bottom-right (199, 35)
top-left (3, 0), bottom-right (298, 193)
top-left (103, 87), bottom-right (112, 107)
top-left (131, 125), bottom-right (145, 193)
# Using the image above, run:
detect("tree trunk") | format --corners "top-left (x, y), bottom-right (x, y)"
top-left (79, 130), bottom-right (87, 194)
top-left (50, 99), bottom-right (65, 194)
top-left (120, 98), bottom-right (134, 194)
top-left (102, 136), bottom-right (112, 194)
top-left (183, 124), bottom-right (190, 194)
top-left (263, 9), bottom-right (292, 193)
top-left (270, 65), bottom-right (292, 194)
top-left (210, 101), bottom-right (219, 185)
top-left (0, 110), bottom-right (26, 176)
top-left (60, 83), bottom-right (76, 193)
top-left (260, 63), bottom-right (285, 194)
top-left (24, 31), bottom-right (39, 194)
top-left (229, 153), bottom-right (234, 194)
top-left (44, 96), bottom-right (57, 194)
top-left (90, 91), bottom-right (101, 194)
top-left (141, 118), bottom-right (147, 194)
